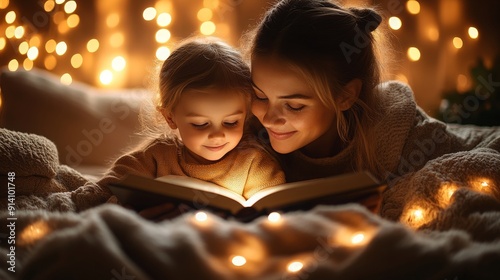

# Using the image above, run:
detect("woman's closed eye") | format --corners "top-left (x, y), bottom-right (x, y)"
top-left (286, 103), bottom-right (305, 111)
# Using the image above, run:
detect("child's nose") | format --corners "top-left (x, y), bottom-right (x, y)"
top-left (208, 127), bottom-right (225, 139)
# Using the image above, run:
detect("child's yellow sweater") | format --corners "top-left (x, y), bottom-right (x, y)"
top-left (98, 135), bottom-right (285, 199)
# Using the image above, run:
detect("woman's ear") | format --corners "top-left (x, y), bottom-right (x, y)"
top-left (337, 79), bottom-right (362, 111)
top-left (158, 107), bottom-right (178, 129)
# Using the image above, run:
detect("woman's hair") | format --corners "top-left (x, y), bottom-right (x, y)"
top-left (248, 0), bottom-right (387, 176)
top-left (141, 36), bottom-right (254, 138)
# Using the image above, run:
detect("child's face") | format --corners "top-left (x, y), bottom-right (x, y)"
top-left (167, 89), bottom-right (247, 162)
top-left (250, 56), bottom-right (338, 156)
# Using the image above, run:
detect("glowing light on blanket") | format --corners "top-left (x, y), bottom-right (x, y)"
top-left (231, 255), bottom-right (246, 267)
top-left (470, 177), bottom-right (496, 196)
top-left (19, 220), bottom-right (51, 245)
top-left (331, 227), bottom-right (375, 247)
top-left (287, 261), bottom-right (304, 272)
top-left (437, 182), bottom-right (459, 207)
top-left (402, 204), bottom-right (433, 229)
top-left (194, 211), bottom-right (208, 222)
top-left (267, 212), bottom-right (281, 223)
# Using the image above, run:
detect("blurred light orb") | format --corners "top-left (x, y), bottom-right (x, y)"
top-left (0, 0), bottom-right (10, 9)
top-left (14, 26), bottom-right (24, 39)
top-left (112, 56), bottom-right (126, 71)
top-left (407, 47), bottom-right (421, 61)
top-left (5, 10), bottom-right (16, 24)
top-left (46, 39), bottom-right (57, 53)
top-left (197, 8), bottom-right (213, 21)
top-left (8, 59), bottom-right (19, 71)
top-left (64, 0), bottom-right (77, 14)
top-left (44, 55), bottom-right (57, 70)
top-left (55, 41), bottom-right (67, 55)
top-left (100, 70), bottom-right (113, 85)
top-left (0, 37), bottom-right (6, 50)
top-left (157, 13), bottom-right (172, 27)
top-left (23, 58), bottom-right (33, 70)
top-left (18, 41), bottom-right (29, 54)
top-left (61, 73), bottom-right (72, 85)
top-left (55, 0), bottom-right (65, 4)
top-left (143, 7), bottom-right (157, 21)
top-left (87, 39), bottom-right (99, 53)
top-left (67, 14), bottom-right (80, 28)
top-left (388, 16), bottom-right (402, 30)
top-left (71, 53), bottom-right (83, 68)
top-left (200, 21), bottom-right (216, 35)
top-left (27, 46), bottom-right (39, 60)
top-left (453, 37), bottom-right (463, 49)
top-left (106, 13), bottom-right (120, 28)
top-left (156, 46), bottom-right (170, 61)
top-left (231, 256), bottom-right (246, 267)
top-left (406, 0), bottom-right (420, 15)
top-left (468, 27), bottom-right (479, 39)
top-left (44, 0), bottom-right (55, 12)
top-left (155, 29), bottom-right (171, 43)
top-left (5, 26), bottom-right (15, 38)
top-left (287, 261), bottom-right (304, 272)
top-left (204, 0), bottom-right (219, 9)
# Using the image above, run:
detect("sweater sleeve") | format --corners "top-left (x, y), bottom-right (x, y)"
top-left (96, 139), bottom-right (161, 189)
top-left (242, 149), bottom-right (286, 199)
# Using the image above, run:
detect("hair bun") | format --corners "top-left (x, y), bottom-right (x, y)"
top-left (349, 7), bottom-right (382, 33)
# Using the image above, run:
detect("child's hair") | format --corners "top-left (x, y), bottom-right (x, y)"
top-left (141, 36), bottom-right (254, 138)
top-left (247, 0), bottom-right (386, 177)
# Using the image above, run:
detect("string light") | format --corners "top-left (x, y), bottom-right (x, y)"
top-left (87, 38), bottom-right (99, 53)
top-left (195, 211), bottom-right (208, 222)
top-left (407, 47), bottom-right (421, 61)
top-left (351, 232), bottom-right (365, 245)
top-left (27, 46), bottom-right (39, 60)
top-left (200, 21), bottom-right (216, 35)
top-left (453, 37), bottom-right (463, 49)
top-left (231, 255), bottom-right (246, 267)
top-left (406, 0), bottom-right (421, 15)
top-left (388, 16), bottom-right (402, 30)
top-left (55, 41), bottom-right (67, 55)
top-left (267, 212), bottom-right (281, 222)
top-left (60, 73), bottom-right (72, 85)
top-left (157, 13), bottom-right (172, 27)
top-left (156, 46), bottom-right (170, 61)
top-left (287, 261), bottom-right (304, 273)
top-left (19, 221), bottom-right (50, 245)
top-left (468, 27), bottom-right (479, 39)
top-left (8, 59), bottom-right (18, 71)
top-left (0, 37), bottom-right (6, 51)
top-left (143, 7), bottom-right (157, 21)
top-left (5, 10), bottom-right (16, 24)
top-left (71, 53), bottom-right (83, 68)
top-left (111, 55), bottom-right (126, 71)
top-left (0, 0), bottom-right (10, 9)
top-left (99, 69), bottom-right (113, 85)
top-left (64, 0), bottom-right (77, 14)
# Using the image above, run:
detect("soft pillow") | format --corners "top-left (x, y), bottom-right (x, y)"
top-left (0, 68), bottom-right (149, 168)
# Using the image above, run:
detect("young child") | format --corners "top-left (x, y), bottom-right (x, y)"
top-left (95, 37), bottom-right (285, 212)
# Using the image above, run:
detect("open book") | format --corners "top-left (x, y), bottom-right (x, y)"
top-left (109, 171), bottom-right (386, 221)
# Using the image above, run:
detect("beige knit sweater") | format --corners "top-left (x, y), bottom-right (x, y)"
top-left (96, 135), bottom-right (285, 200)
top-left (277, 81), bottom-right (500, 184)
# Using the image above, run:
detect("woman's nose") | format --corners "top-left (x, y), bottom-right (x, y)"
top-left (262, 105), bottom-right (285, 126)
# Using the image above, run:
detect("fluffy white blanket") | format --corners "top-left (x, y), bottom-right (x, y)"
top-left (1, 123), bottom-right (500, 279)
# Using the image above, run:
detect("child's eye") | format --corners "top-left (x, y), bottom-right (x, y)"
top-left (223, 121), bottom-right (239, 127)
top-left (286, 103), bottom-right (305, 111)
top-left (191, 123), bottom-right (208, 128)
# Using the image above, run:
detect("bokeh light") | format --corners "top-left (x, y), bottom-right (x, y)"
top-left (407, 47), bottom-right (421, 61)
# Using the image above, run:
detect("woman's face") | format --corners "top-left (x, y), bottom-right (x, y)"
top-left (251, 56), bottom-right (338, 156)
